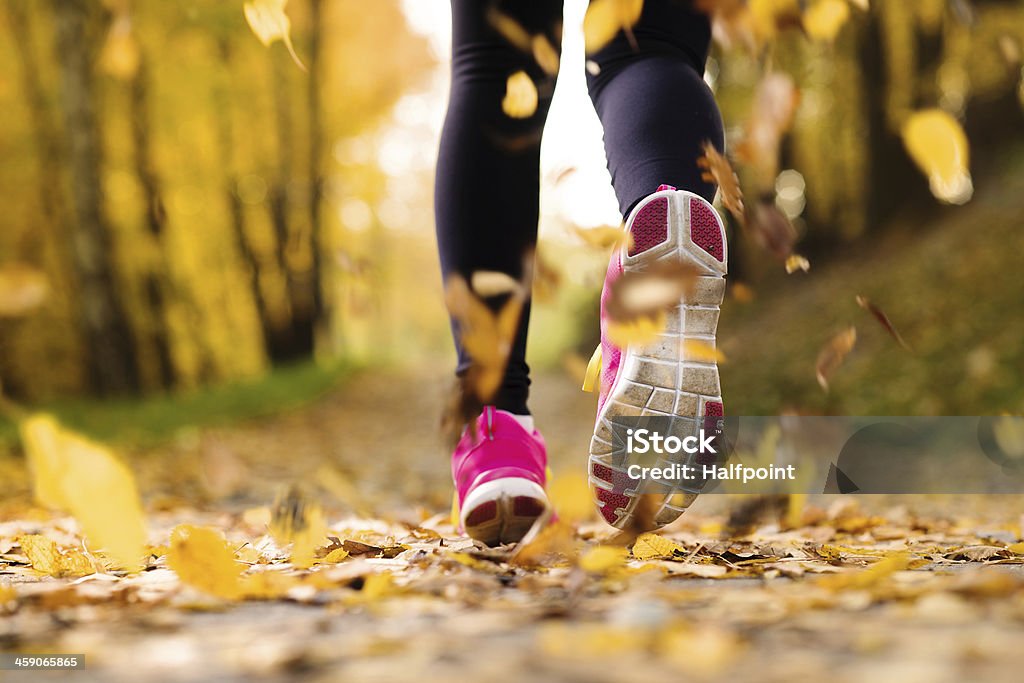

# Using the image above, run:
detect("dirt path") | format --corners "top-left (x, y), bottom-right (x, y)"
top-left (4, 369), bottom-right (1024, 683)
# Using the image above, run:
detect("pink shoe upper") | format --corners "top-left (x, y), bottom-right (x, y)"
top-left (451, 407), bottom-right (547, 507)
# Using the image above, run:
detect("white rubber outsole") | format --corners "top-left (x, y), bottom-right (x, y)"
top-left (461, 477), bottom-right (549, 546)
top-left (590, 189), bottom-right (728, 530)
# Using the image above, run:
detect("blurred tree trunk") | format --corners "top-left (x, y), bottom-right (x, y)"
top-left (51, 0), bottom-right (139, 395)
top-left (214, 35), bottom-right (282, 358)
top-left (129, 51), bottom-right (176, 389)
top-left (307, 0), bottom-right (326, 346)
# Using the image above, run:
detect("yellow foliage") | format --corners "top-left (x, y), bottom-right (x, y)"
top-left (19, 414), bottom-right (147, 571)
top-left (502, 71), bottom-right (538, 119)
top-left (631, 532), bottom-right (685, 560)
top-left (548, 471), bottom-right (594, 524)
top-left (579, 545), bottom-right (629, 574)
top-left (269, 488), bottom-right (329, 570)
top-left (682, 339), bottom-right (726, 364)
top-left (803, 0), bottom-right (850, 43)
top-left (901, 109), bottom-right (973, 204)
top-left (606, 311), bottom-right (666, 347)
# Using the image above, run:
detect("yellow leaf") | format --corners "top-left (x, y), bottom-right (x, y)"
top-left (18, 535), bottom-right (95, 578)
top-left (239, 570), bottom-right (299, 599)
top-left (784, 254), bottom-right (810, 273)
top-left (362, 572), bottom-right (398, 600)
top-left (0, 263), bottom-right (48, 317)
top-left (547, 471), bottom-right (593, 523)
top-left (502, 70), bottom-right (538, 119)
top-left (243, 0), bottom-right (305, 70)
top-left (321, 548), bottom-right (350, 563)
top-left (531, 34), bottom-right (561, 76)
top-left (1007, 542), bottom-right (1024, 555)
top-left (803, 0), bottom-right (850, 42)
top-left (572, 225), bottom-right (632, 251)
top-left (470, 270), bottom-right (521, 298)
top-left (167, 525), bottom-right (245, 600)
top-left (581, 345), bottom-right (602, 393)
top-left (682, 339), bottom-right (726, 364)
top-left (819, 551), bottom-right (910, 591)
top-left (579, 545), bottom-right (629, 574)
top-left (901, 109), bottom-right (973, 204)
top-left (606, 312), bottom-right (666, 347)
top-left (0, 584), bottom-right (16, 604)
top-left (19, 414), bottom-right (147, 571)
top-left (583, 0), bottom-right (644, 54)
top-left (631, 532), bottom-right (685, 560)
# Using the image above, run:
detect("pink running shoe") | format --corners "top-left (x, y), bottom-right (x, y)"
top-left (451, 406), bottom-right (549, 546)
top-left (584, 185), bottom-right (728, 530)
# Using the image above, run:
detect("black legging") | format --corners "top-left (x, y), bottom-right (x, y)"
top-left (435, 0), bottom-right (724, 416)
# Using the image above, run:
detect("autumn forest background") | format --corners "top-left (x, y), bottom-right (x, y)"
top-left (2, 1), bottom-right (1024, 680)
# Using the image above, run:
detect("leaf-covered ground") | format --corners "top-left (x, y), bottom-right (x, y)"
top-left (3, 371), bottom-right (1024, 683)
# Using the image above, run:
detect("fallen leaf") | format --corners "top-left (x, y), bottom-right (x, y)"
top-left (855, 295), bottom-right (910, 351)
top-left (819, 551), bottom-right (910, 591)
top-left (901, 109), bottom-right (973, 204)
top-left (579, 545), bottom-right (629, 574)
top-left (815, 326), bottom-right (857, 391)
top-left (502, 71), bottom-right (538, 119)
top-left (167, 525), bottom-right (245, 600)
top-left (18, 535), bottom-right (94, 578)
top-left (632, 533), bottom-right (685, 560)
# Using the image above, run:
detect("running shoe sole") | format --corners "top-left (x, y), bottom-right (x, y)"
top-left (590, 189), bottom-right (728, 530)
top-left (460, 477), bottom-right (549, 546)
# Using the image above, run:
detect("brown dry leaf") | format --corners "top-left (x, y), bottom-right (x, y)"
top-left (815, 326), bottom-right (857, 391)
top-left (583, 0), bottom-right (644, 54)
top-left (803, 0), bottom-right (850, 43)
top-left (697, 142), bottom-right (744, 223)
top-left (269, 486), bottom-right (329, 569)
top-left (784, 254), bottom-right (810, 273)
top-left (502, 71), bottom-right (538, 119)
top-left (632, 533), bottom-right (685, 560)
top-left (243, 0), bottom-right (305, 70)
top-left (18, 535), bottom-right (95, 578)
top-left (901, 109), bottom-right (973, 205)
top-left (0, 263), bottom-right (48, 317)
top-left (572, 224), bottom-right (632, 251)
top-left (532, 35), bottom-right (561, 76)
top-left (19, 414), bottom-right (147, 571)
top-left (744, 197), bottom-right (797, 259)
top-left (682, 339), bottom-right (726, 364)
top-left (736, 73), bottom-right (800, 184)
top-left (167, 525), bottom-right (245, 600)
top-left (856, 295), bottom-right (910, 351)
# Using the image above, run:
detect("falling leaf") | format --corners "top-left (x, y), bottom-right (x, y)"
top-left (532, 248), bottom-right (563, 303)
top-left (547, 472), bottom-right (594, 524)
top-left (697, 142), bottom-right (744, 223)
top-left (18, 535), bottom-right (95, 578)
top-left (583, 0), bottom-right (644, 53)
top-left (731, 282), bottom-right (756, 303)
top-left (361, 572), bottom-right (399, 601)
top-left (19, 415), bottom-right (147, 571)
top-left (682, 339), bottom-right (726, 363)
top-left (486, 8), bottom-right (532, 51)
top-left (243, 0), bottom-right (306, 71)
top-left (856, 295), bottom-right (910, 351)
top-left (579, 545), bottom-right (629, 574)
top-left (608, 312), bottom-right (666, 346)
top-left (512, 521), bottom-right (577, 567)
top-left (632, 533), bottom-right (685, 560)
top-left (815, 326), bottom-right (857, 391)
top-left (736, 73), bottom-right (800, 184)
top-left (605, 260), bottom-right (698, 323)
top-left (901, 109), bottom-right (973, 205)
top-left (167, 525), bottom-right (245, 600)
top-left (444, 273), bottom-right (525, 401)
top-left (784, 254), bottom-right (810, 273)
top-left (572, 225), bottom-right (632, 251)
top-left (0, 263), bottom-right (48, 317)
top-left (744, 197), bottom-right (797, 259)
top-left (803, 0), bottom-right (850, 43)
top-left (99, 13), bottom-right (140, 80)
top-left (585, 59), bottom-right (602, 75)
top-left (532, 35), bottom-right (561, 76)
top-left (470, 270), bottom-right (521, 298)
top-left (502, 71), bottom-right (538, 119)
top-left (270, 486), bottom-right (329, 569)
